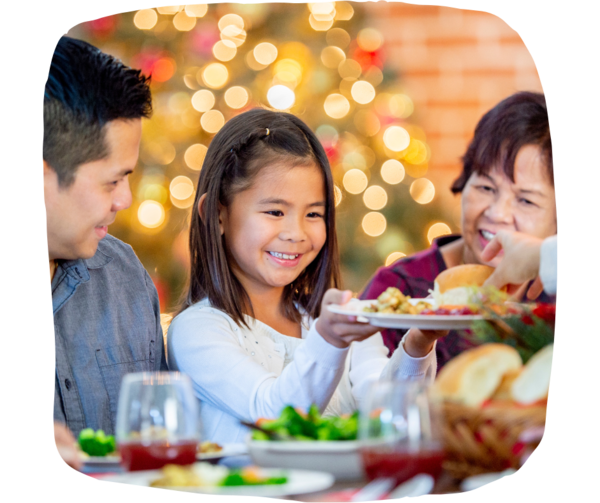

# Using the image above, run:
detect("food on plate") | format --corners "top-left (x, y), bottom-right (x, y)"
top-left (431, 264), bottom-right (497, 308)
top-left (511, 344), bottom-right (553, 405)
top-left (78, 428), bottom-right (116, 457)
top-left (251, 404), bottom-right (358, 441)
top-left (198, 441), bottom-right (223, 454)
top-left (149, 463), bottom-right (287, 488)
top-left (363, 287), bottom-right (432, 315)
top-left (431, 343), bottom-right (523, 407)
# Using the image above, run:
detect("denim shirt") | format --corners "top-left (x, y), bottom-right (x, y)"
top-left (52, 234), bottom-right (168, 436)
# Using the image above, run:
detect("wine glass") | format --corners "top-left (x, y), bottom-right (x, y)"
top-left (116, 372), bottom-right (201, 471)
top-left (359, 380), bottom-right (445, 485)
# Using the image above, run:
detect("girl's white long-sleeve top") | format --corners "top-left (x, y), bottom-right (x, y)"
top-left (167, 299), bottom-right (437, 445)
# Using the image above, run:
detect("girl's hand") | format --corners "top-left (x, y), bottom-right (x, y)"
top-left (403, 328), bottom-right (448, 358)
top-left (316, 289), bottom-right (380, 348)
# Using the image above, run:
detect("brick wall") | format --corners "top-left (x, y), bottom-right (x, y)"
top-left (367, 2), bottom-right (543, 227)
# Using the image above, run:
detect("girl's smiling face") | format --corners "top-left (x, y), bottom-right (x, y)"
top-left (461, 144), bottom-right (557, 267)
top-left (219, 161), bottom-right (327, 295)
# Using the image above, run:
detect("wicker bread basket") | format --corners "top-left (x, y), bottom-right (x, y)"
top-left (440, 400), bottom-right (546, 479)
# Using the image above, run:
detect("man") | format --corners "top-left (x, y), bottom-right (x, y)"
top-left (44, 36), bottom-right (167, 465)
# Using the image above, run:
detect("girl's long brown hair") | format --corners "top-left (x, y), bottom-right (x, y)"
top-left (177, 108), bottom-right (340, 326)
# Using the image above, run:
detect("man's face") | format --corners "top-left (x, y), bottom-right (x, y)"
top-left (44, 119), bottom-right (142, 261)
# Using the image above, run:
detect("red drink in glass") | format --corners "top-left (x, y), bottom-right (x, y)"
top-left (361, 447), bottom-right (445, 485)
top-left (119, 440), bottom-right (198, 471)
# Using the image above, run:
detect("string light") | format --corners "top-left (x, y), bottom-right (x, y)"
top-left (357, 28), bottom-right (384, 52)
top-left (427, 223), bottom-right (452, 244)
top-left (326, 28), bottom-right (351, 48)
top-left (191, 90), bottom-right (215, 112)
top-left (385, 252), bottom-right (406, 266)
top-left (133, 9), bottom-right (158, 30)
top-left (201, 63), bottom-right (228, 89)
top-left (363, 186), bottom-right (388, 210)
top-left (351, 81), bottom-right (376, 104)
top-left (362, 212), bottom-right (387, 237)
top-left (324, 93), bottom-right (350, 119)
top-left (201, 110), bottom-right (225, 133)
top-left (185, 4), bottom-right (208, 17)
top-left (224, 86), bottom-right (249, 109)
top-left (334, 2), bottom-right (354, 21)
top-left (184, 144), bottom-right (208, 171)
top-left (138, 200), bottom-right (165, 229)
top-left (173, 11), bottom-right (196, 31)
top-left (381, 160), bottom-right (405, 185)
top-left (383, 126), bottom-right (411, 152)
top-left (213, 40), bottom-right (237, 62)
top-left (321, 46), bottom-right (346, 69)
top-left (254, 42), bottom-right (278, 65)
top-left (343, 169), bottom-right (368, 194)
top-left (410, 178), bottom-right (436, 204)
top-left (267, 85), bottom-right (295, 110)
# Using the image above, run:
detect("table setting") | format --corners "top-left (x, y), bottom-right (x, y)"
top-left (78, 264), bottom-right (553, 500)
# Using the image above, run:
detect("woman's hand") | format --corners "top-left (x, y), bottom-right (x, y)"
top-left (55, 422), bottom-right (83, 471)
top-left (316, 289), bottom-right (380, 348)
top-left (403, 328), bottom-right (448, 358)
top-left (481, 230), bottom-right (544, 299)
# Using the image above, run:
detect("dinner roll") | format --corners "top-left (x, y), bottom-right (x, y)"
top-left (432, 343), bottom-right (523, 407)
top-left (511, 344), bottom-right (553, 405)
top-left (432, 264), bottom-right (495, 307)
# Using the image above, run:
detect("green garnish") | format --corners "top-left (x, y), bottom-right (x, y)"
top-left (78, 428), bottom-right (116, 456)
top-left (251, 405), bottom-right (359, 441)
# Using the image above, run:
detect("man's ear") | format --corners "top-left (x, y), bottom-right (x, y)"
top-left (198, 193), bottom-right (225, 235)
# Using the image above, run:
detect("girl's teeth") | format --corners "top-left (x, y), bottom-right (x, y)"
top-left (269, 252), bottom-right (298, 260)
top-left (481, 230), bottom-right (495, 241)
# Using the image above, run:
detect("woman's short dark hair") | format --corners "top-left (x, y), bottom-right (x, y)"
top-left (179, 108), bottom-right (340, 326)
top-left (43, 36), bottom-right (152, 187)
top-left (451, 91), bottom-right (553, 193)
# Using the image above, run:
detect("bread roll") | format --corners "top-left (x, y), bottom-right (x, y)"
top-left (432, 343), bottom-right (522, 407)
top-left (511, 344), bottom-right (553, 405)
top-left (432, 264), bottom-right (496, 307)
top-left (490, 368), bottom-right (522, 401)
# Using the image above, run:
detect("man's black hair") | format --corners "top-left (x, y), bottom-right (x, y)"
top-left (43, 36), bottom-right (152, 187)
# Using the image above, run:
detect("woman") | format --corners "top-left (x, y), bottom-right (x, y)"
top-left (360, 91), bottom-right (556, 368)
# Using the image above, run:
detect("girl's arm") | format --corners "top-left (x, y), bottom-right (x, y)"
top-left (167, 307), bottom-right (349, 422)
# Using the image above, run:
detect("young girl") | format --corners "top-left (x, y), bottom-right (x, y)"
top-left (168, 109), bottom-right (444, 444)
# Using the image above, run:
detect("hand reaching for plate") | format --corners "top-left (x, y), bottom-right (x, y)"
top-left (55, 421), bottom-right (83, 471)
top-left (403, 328), bottom-right (449, 358)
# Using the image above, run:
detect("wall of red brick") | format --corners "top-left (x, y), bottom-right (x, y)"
top-left (367, 2), bottom-right (543, 226)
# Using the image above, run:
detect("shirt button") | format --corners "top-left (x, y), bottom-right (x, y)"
top-left (65, 378), bottom-right (72, 390)
top-left (251, 352), bottom-right (255, 356)
top-left (255, 341), bottom-right (258, 344)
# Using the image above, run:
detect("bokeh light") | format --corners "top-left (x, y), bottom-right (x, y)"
top-left (134, 9), bottom-right (158, 30)
top-left (351, 81), bottom-right (376, 104)
top-left (403, 139), bottom-right (429, 165)
top-left (152, 58), bottom-right (176, 82)
top-left (213, 40), bottom-right (237, 61)
top-left (202, 63), bottom-right (229, 89)
top-left (334, 185), bottom-right (343, 207)
top-left (357, 28), bottom-right (384, 52)
top-left (364, 66), bottom-right (384, 87)
top-left (185, 4), bottom-right (208, 17)
top-left (191, 89), bottom-right (215, 112)
top-left (383, 126), bottom-right (411, 152)
top-left (157, 6), bottom-right (183, 15)
top-left (381, 160), bottom-right (406, 185)
top-left (170, 176), bottom-right (195, 200)
top-left (362, 212), bottom-right (387, 237)
top-left (334, 2), bottom-right (354, 20)
top-left (316, 124), bottom-right (339, 145)
top-left (385, 251), bottom-right (406, 266)
top-left (343, 169), bottom-right (368, 194)
top-left (184, 144), bottom-right (208, 171)
top-left (390, 94), bottom-right (415, 118)
top-left (321, 46), bottom-right (346, 69)
top-left (218, 13), bottom-right (244, 31)
top-left (324, 93), bottom-right (350, 119)
top-left (221, 25), bottom-right (247, 47)
top-left (201, 110), bottom-right (225, 133)
top-left (224, 86), bottom-right (249, 109)
top-left (138, 200), bottom-right (165, 229)
top-left (363, 185), bottom-right (388, 210)
top-left (326, 28), bottom-right (351, 48)
top-left (254, 42), bottom-right (278, 65)
top-left (410, 178), bottom-right (436, 204)
top-left (427, 222), bottom-right (452, 244)
top-left (267, 85), bottom-right (295, 110)
top-left (246, 50), bottom-right (268, 71)
top-left (309, 14), bottom-right (334, 31)
top-left (173, 11), bottom-right (196, 31)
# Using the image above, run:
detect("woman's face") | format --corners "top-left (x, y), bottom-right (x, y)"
top-left (461, 144), bottom-right (557, 267)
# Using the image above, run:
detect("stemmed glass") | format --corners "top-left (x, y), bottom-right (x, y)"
top-left (116, 372), bottom-right (201, 471)
top-left (359, 380), bottom-right (445, 485)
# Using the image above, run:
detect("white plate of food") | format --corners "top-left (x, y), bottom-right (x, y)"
top-left (247, 439), bottom-right (363, 481)
top-left (101, 462), bottom-right (335, 497)
top-left (328, 298), bottom-right (484, 330)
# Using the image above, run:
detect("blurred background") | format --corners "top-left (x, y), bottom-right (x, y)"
top-left (65, 2), bottom-right (542, 313)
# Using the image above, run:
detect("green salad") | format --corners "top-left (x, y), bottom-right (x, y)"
top-left (252, 404), bottom-right (359, 441)
top-left (78, 428), bottom-right (116, 457)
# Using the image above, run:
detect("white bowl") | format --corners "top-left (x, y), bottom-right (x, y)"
top-left (247, 438), bottom-right (364, 481)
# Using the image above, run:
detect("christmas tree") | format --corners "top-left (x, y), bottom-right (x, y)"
top-left (68, 3), bottom-right (451, 311)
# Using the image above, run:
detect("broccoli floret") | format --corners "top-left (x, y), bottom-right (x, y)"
top-left (78, 428), bottom-right (116, 457)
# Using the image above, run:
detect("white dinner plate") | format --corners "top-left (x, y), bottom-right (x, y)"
top-left (101, 465), bottom-right (335, 497)
top-left (247, 439), bottom-right (363, 481)
top-left (328, 298), bottom-right (484, 330)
